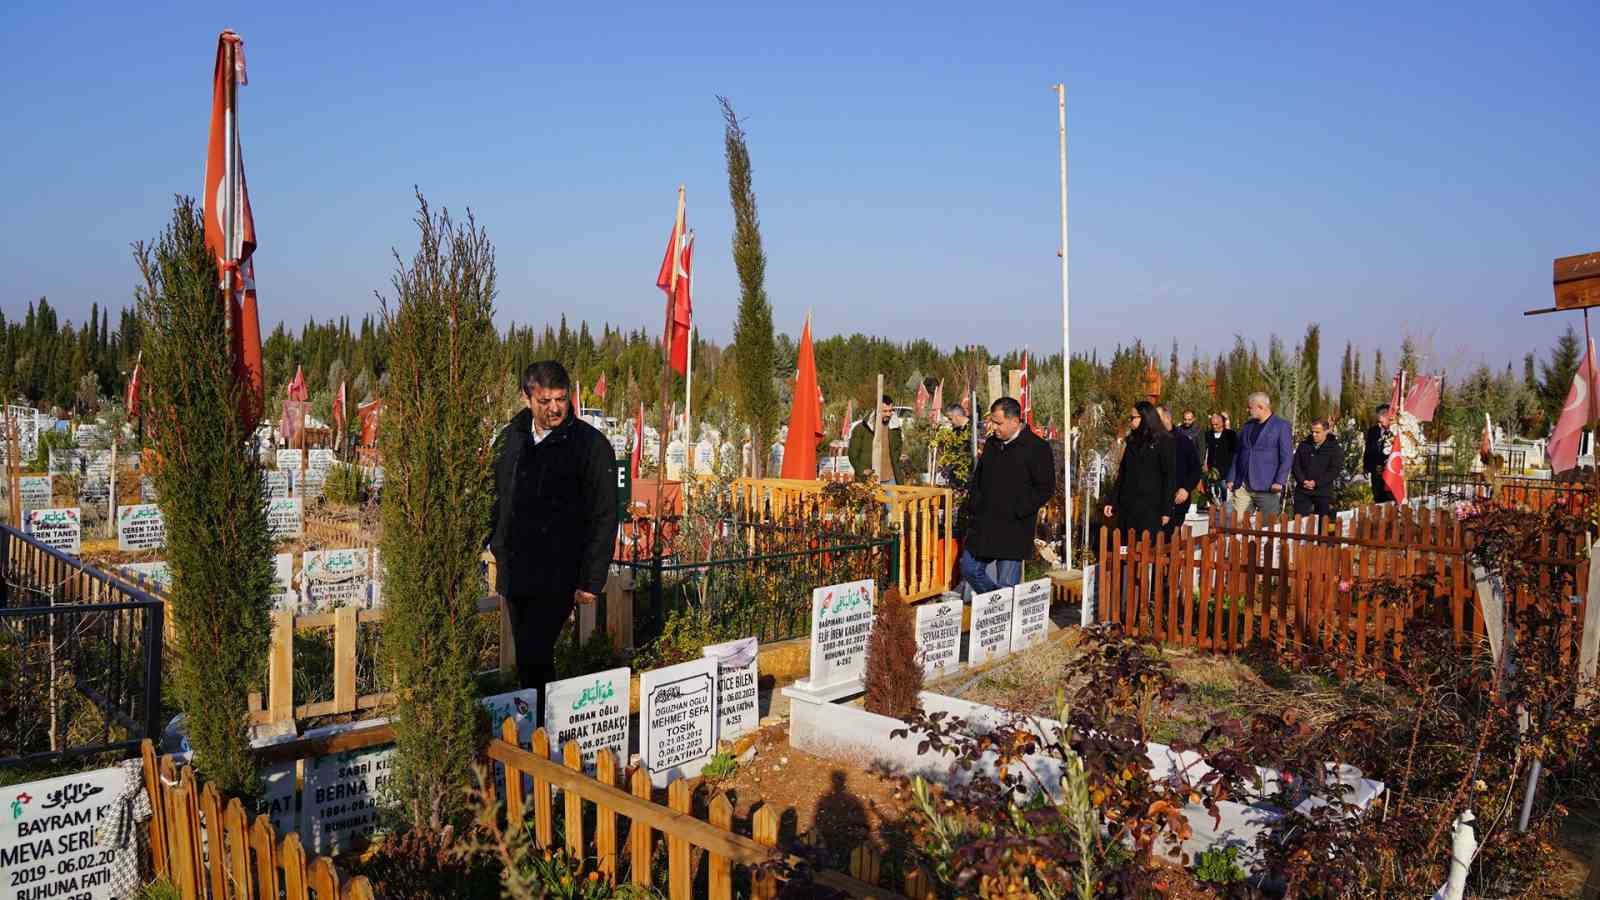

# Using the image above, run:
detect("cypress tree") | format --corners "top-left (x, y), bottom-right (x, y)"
top-left (376, 194), bottom-right (499, 831)
top-left (1539, 326), bottom-right (1581, 430)
top-left (720, 96), bottom-right (779, 473)
top-left (134, 197), bottom-right (274, 797)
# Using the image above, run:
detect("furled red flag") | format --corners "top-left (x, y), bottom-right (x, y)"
top-left (125, 354), bottom-right (143, 419)
top-left (1549, 337), bottom-right (1599, 473)
top-left (930, 381), bottom-right (943, 421)
top-left (1382, 433), bottom-right (1407, 504)
top-left (781, 315), bottom-right (825, 479)
top-left (915, 382), bottom-right (929, 418)
top-left (204, 30), bottom-right (263, 427)
top-left (631, 401), bottom-right (645, 480)
top-left (286, 365), bottom-right (308, 401)
top-left (1019, 350), bottom-right (1033, 425)
top-left (594, 373), bottom-right (608, 400)
top-left (356, 397), bottom-right (381, 447)
top-left (333, 381), bottom-right (346, 438)
top-left (655, 209), bottom-right (694, 376)
top-left (1478, 412), bottom-right (1495, 464)
top-left (1403, 375), bottom-right (1441, 422)
top-left (842, 398), bottom-right (855, 441)
top-left (1389, 370), bottom-right (1404, 414)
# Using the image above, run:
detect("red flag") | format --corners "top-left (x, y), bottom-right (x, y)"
top-left (1478, 413), bottom-right (1494, 463)
top-left (842, 398), bottom-right (855, 441)
top-left (782, 316), bottom-right (825, 479)
top-left (356, 397), bottom-right (381, 447)
top-left (1389, 370), bottom-right (1404, 414)
top-left (204, 30), bottom-right (263, 427)
top-left (1382, 433), bottom-right (1407, 503)
top-left (655, 207), bottom-right (694, 376)
top-left (125, 355), bottom-right (143, 419)
top-left (1019, 350), bottom-right (1033, 425)
top-left (595, 374), bottom-right (608, 400)
top-left (1549, 337), bottom-right (1599, 473)
top-left (631, 402), bottom-right (644, 480)
top-left (333, 381), bottom-right (346, 436)
top-left (930, 380), bottom-right (943, 421)
top-left (286, 365), bottom-right (308, 401)
top-left (1402, 375), bottom-right (1441, 423)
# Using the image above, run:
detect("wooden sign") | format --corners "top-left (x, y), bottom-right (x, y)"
top-left (806, 578), bottom-right (876, 689)
top-left (116, 503), bottom-right (166, 551)
top-left (1555, 251), bottom-right (1600, 310)
top-left (914, 596), bottom-right (964, 680)
top-left (640, 657), bottom-right (719, 787)
top-left (0, 766), bottom-right (124, 900)
top-left (969, 587), bottom-right (1015, 666)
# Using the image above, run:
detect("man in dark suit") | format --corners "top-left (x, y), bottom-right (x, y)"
top-left (958, 398), bottom-right (1055, 593)
top-left (1364, 403), bottom-right (1395, 503)
top-left (489, 361), bottom-right (619, 722)
top-left (1159, 406), bottom-right (1202, 534)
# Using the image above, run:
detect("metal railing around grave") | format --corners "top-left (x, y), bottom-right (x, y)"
top-left (1, 524), bottom-right (164, 767)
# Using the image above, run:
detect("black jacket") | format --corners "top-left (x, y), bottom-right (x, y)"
top-left (962, 426), bottom-right (1055, 560)
top-left (1173, 430), bottom-right (1202, 496)
top-left (488, 409), bottom-right (619, 599)
top-left (1362, 425), bottom-right (1389, 477)
top-left (1291, 436), bottom-right (1342, 499)
top-left (1204, 428), bottom-right (1238, 478)
top-left (1111, 431), bottom-right (1177, 535)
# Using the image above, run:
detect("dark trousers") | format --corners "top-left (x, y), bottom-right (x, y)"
top-left (1370, 474), bottom-right (1394, 504)
top-left (1293, 494), bottom-right (1333, 517)
top-left (1163, 502), bottom-right (1192, 537)
top-left (505, 593), bottom-right (575, 724)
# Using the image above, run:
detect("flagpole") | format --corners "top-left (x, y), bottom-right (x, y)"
top-left (1054, 82), bottom-right (1073, 569)
top-left (656, 186), bottom-right (685, 530)
top-left (1584, 310), bottom-right (1598, 493)
top-left (223, 38), bottom-right (238, 366)
top-left (686, 325), bottom-right (695, 443)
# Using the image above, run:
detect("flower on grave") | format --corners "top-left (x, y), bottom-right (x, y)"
top-left (1339, 580), bottom-right (1352, 593)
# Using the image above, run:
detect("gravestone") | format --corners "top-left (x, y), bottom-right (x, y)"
top-left (0, 766), bottom-right (125, 900)
top-left (139, 476), bottom-right (157, 503)
top-left (272, 552), bottom-right (296, 601)
top-left (266, 497), bottom-right (304, 540)
top-left (301, 740), bottom-right (396, 853)
top-left (276, 448), bottom-right (304, 472)
top-left (299, 466), bottom-right (326, 500)
top-left (261, 761), bottom-right (298, 836)
top-left (308, 448), bottom-right (336, 471)
top-left (27, 507), bottom-right (81, 555)
top-left (482, 688), bottom-right (541, 746)
top-left (73, 423), bottom-right (100, 447)
top-left (262, 470), bottom-right (290, 499)
top-left (693, 439), bottom-right (715, 475)
top-left (968, 586), bottom-right (1015, 666)
top-left (806, 579), bottom-right (876, 689)
top-left (48, 448), bottom-right (74, 476)
top-left (702, 637), bottom-right (759, 742)
top-left (914, 595), bottom-right (964, 680)
top-left (120, 561), bottom-right (172, 594)
top-left (77, 477), bottom-right (109, 508)
top-left (640, 657), bottom-right (720, 787)
top-left (369, 548), bottom-right (384, 608)
top-left (1009, 578), bottom-right (1052, 652)
top-left (666, 440), bottom-right (688, 480)
top-left (116, 503), bottom-right (166, 551)
top-left (542, 668), bottom-right (631, 774)
top-left (18, 474), bottom-right (51, 510)
top-left (1080, 564), bottom-right (1098, 628)
top-left (300, 548), bottom-right (372, 610)
top-left (81, 450), bottom-right (111, 481)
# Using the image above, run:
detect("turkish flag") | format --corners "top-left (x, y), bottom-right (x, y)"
top-left (286, 365), bottom-right (308, 401)
top-left (930, 380), bottom-right (943, 421)
top-left (125, 356), bottom-right (143, 419)
top-left (915, 382), bottom-right (929, 417)
top-left (655, 213), bottom-right (694, 376)
top-left (1549, 337), bottom-right (1599, 473)
top-left (1382, 433), bottom-right (1407, 503)
top-left (204, 30), bottom-right (263, 427)
top-left (631, 402), bottom-right (644, 480)
top-left (595, 373), bottom-right (608, 400)
top-left (1403, 375), bottom-right (1441, 422)
top-left (333, 381), bottom-right (346, 436)
top-left (1019, 350), bottom-right (1033, 425)
top-left (781, 316), bottom-right (824, 479)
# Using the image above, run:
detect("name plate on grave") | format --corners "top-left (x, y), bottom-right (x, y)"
top-left (641, 658), bottom-right (719, 787)
top-left (807, 579), bottom-right (876, 689)
top-left (543, 668), bottom-right (631, 774)
top-left (914, 596), bottom-right (964, 680)
top-left (968, 587), bottom-right (1014, 666)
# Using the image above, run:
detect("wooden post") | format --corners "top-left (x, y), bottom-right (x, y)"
top-left (531, 729), bottom-right (553, 847)
top-left (595, 750), bottom-right (620, 882)
top-left (668, 779), bottom-right (692, 899)
top-left (708, 794), bottom-right (733, 900)
top-left (563, 742), bottom-right (585, 854)
top-left (751, 806), bottom-right (780, 900)
top-left (630, 768), bottom-right (653, 887)
top-left (501, 718), bottom-right (525, 824)
top-left (268, 609), bottom-right (294, 723)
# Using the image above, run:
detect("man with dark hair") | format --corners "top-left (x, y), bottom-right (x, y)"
top-left (1364, 403), bottom-right (1395, 503)
top-left (1292, 418), bottom-right (1341, 517)
top-left (958, 397), bottom-right (1054, 592)
top-left (488, 360), bottom-right (618, 720)
top-left (847, 394), bottom-right (906, 484)
top-left (1158, 405), bottom-right (1202, 534)
top-left (1176, 409), bottom-right (1201, 444)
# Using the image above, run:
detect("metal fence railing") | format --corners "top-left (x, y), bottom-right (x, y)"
top-left (1, 524), bottom-right (164, 767)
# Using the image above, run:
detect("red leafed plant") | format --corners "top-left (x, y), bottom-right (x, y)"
top-left (864, 587), bottom-right (923, 720)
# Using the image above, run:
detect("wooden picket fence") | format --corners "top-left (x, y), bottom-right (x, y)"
top-left (140, 739), bottom-right (376, 900)
top-left (487, 723), bottom-right (932, 900)
top-left (1097, 505), bottom-right (1592, 668)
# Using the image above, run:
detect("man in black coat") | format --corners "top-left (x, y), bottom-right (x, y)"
top-left (958, 397), bottom-right (1055, 593)
top-left (1363, 403), bottom-right (1395, 503)
top-left (1160, 406), bottom-right (1202, 535)
top-left (488, 361), bottom-right (618, 719)
top-left (1291, 418), bottom-right (1341, 517)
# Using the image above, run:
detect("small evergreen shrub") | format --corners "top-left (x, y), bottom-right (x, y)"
top-left (863, 587), bottom-right (921, 719)
top-left (1194, 845), bottom-right (1246, 884)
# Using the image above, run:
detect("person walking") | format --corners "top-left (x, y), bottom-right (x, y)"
top-left (488, 361), bottom-right (619, 722)
top-left (1226, 392), bottom-right (1293, 515)
top-left (958, 397), bottom-right (1054, 592)
top-left (1176, 409), bottom-right (1201, 444)
top-left (1364, 403), bottom-right (1396, 503)
top-left (1103, 401), bottom-right (1176, 536)
top-left (1202, 412), bottom-right (1238, 509)
top-left (937, 402), bottom-right (973, 488)
top-left (847, 395), bottom-right (907, 485)
top-left (1159, 405), bottom-right (1202, 535)
top-left (1291, 418), bottom-right (1341, 517)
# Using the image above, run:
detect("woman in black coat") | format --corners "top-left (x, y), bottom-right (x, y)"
top-left (1103, 401), bottom-right (1177, 536)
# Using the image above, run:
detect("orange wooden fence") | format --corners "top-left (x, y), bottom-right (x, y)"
top-left (1097, 507), bottom-right (1591, 668)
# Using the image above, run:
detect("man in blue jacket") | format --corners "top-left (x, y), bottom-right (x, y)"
top-left (1225, 392), bottom-right (1293, 515)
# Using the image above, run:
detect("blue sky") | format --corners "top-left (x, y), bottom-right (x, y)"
top-left (2, 1), bottom-right (1596, 383)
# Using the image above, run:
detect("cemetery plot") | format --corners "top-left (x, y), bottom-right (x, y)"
top-left (641, 657), bottom-right (719, 787)
top-left (0, 766), bottom-right (124, 900)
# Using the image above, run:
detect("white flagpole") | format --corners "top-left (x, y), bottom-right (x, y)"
top-left (1055, 82), bottom-right (1073, 569)
top-left (686, 325), bottom-right (695, 441)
